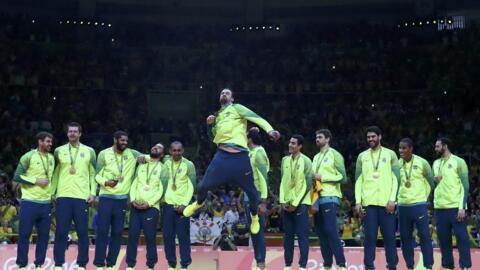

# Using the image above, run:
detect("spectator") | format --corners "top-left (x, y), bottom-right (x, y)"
top-left (212, 225), bottom-right (237, 251)
top-left (223, 204), bottom-right (239, 231)
top-left (197, 205), bottom-right (211, 221)
top-left (232, 211), bottom-right (250, 247)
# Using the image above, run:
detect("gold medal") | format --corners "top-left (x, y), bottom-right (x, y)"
top-left (143, 185), bottom-right (150, 191)
top-left (372, 171), bottom-right (380, 179)
top-left (172, 184), bottom-right (177, 191)
top-left (69, 167), bottom-right (76, 175)
top-left (405, 180), bottom-right (411, 188)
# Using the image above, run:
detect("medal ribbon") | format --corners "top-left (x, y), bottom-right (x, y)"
top-left (402, 156), bottom-right (414, 181)
top-left (370, 147), bottom-right (382, 172)
top-left (68, 144), bottom-right (80, 168)
top-left (146, 161), bottom-right (160, 186)
top-left (438, 155), bottom-right (451, 177)
top-left (171, 158), bottom-right (183, 188)
top-left (314, 149), bottom-right (330, 174)
top-left (113, 148), bottom-right (124, 176)
top-left (290, 155), bottom-right (299, 187)
top-left (38, 150), bottom-right (51, 180)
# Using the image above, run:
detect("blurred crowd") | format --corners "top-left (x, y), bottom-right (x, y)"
top-left (1, 14), bottom-right (480, 247)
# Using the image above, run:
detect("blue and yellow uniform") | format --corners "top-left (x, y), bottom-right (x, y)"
top-left (245, 146), bottom-right (270, 266)
top-left (13, 149), bottom-right (55, 268)
top-left (354, 146), bottom-right (400, 270)
top-left (280, 153), bottom-right (312, 269)
top-left (51, 143), bottom-right (96, 268)
top-left (433, 154), bottom-right (471, 269)
top-left (161, 157), bottom-right (196, 269)
top-left (126, 158), bottom-right (164, 269)
top-left (188, 103), bottom-right (275, 235)
top-left (311, 147), bottom-right (347, 269)
top-left (93, 147), bottom-right (141, 268)
top-left (397, 154), bottom-right (434, 269)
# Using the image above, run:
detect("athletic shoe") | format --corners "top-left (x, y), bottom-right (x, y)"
top-left (183, 201), bottom-right (203, 217)
top-left (250, 214), bottom-right (260, 234)
top-left (253, 265), bottom-right (267, 270)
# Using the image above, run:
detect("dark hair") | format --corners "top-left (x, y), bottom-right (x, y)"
top-left (113, 130), bottom-right (128, 139)
top-left (247, 128), bottom-right (262, 145)
top-left (437, 137), bottom-right (451, 147)
top-left (316, 129), bottom-right (332, 139)
top-left (170, 141), bottom-right (184, 148)
top-left (67, 122), bottom-right (82, 133)
top-left (36, 131), bottom-right (53, 141)
top-left (399, 138), bottom-right (414, 148)
top-left (366, 126), bottom-right (382, 136)
top-left (221, 88), bottom-right (234, 97)
top-left (291, 134), bottom-right (304, 145)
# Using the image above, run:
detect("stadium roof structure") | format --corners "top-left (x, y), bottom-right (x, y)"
top-left (1, 0), bottom-right (479, 25)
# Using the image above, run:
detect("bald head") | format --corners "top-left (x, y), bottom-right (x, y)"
top-left (150, 143), bottom-right (165, 159)
top-left (170, 141), bottom-right (184, 161)
top-left (219, 88), bottom-right (234, 106)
